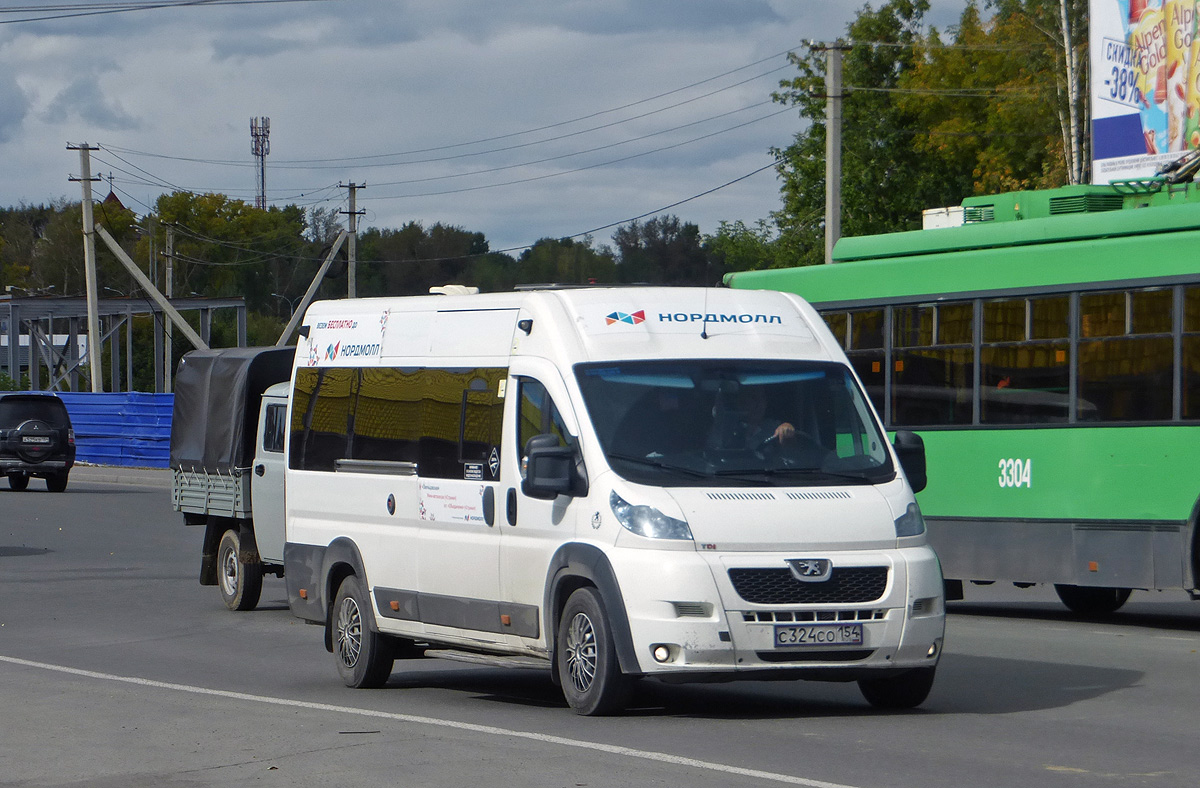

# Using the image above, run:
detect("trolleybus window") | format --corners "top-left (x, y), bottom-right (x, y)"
top-left (981, 296), bottom-right (1071, 424)
top-left (891, 302), bottom-right (973, 427)
top-left (846, 308), bottom-right (885, 415)
top-left (1079, 289), bottom-right (1172, 422)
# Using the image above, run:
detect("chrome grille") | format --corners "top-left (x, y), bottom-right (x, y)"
top-left (741, 609), bottom-right (885, 623)
top-left (728, 567), bottom-right (889, 605)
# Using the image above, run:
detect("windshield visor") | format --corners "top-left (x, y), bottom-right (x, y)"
top-left (575, 360), bottom-right (894, 487)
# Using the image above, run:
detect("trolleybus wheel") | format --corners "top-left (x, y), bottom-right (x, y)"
top-left (1053, 584), bottom-right (1131, 616)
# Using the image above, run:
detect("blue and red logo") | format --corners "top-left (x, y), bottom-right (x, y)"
top-left (325, 341), bottom-right (341, 361)
top-left (605, 310), bottom-right (645, 326)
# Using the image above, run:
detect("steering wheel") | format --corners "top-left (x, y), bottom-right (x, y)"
top-left (753, 432), bottom-right (781, 456)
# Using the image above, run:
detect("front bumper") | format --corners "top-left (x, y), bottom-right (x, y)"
top-left (611, 545), bottom-right (945, 680)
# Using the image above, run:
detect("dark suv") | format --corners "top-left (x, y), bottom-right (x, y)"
top-left (0, 392), bottom-right (76, 492)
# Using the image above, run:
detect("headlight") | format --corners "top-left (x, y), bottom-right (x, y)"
top-left (610, 491), bottom-right (693, 540)
top-left (894, 501), bottom-right (926, 537)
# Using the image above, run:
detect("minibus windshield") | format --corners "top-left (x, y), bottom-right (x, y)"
top-left (575, 360), bottom-right (895, 487)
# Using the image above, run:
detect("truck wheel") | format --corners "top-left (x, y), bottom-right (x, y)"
top-left (45, 471), bottom-right (68, 493)
top-left (1054, 584), bottom-right (1131, 616)
top-left (333, 575), bottom-right (394, 688)
top-left (217, 529), bottom-right (263, 611)
top-left (858, 666), bottom-right (936, 710)
top-left (557, 587), bottom-right (631, 716)
top-left (7, 473), bottom-right (29, 491)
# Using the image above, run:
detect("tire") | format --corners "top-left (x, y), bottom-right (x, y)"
top-left (45, 471), bottom-right (68, 493)
top-left (1054, 584), bottom-right (1132, 616)
top-left (858, 666), bottom-right (937, 710)
top-left (557, 586), bottom-right (631, 716)
top-left (7, 473), bottom-right (29, 491)
top-left (216, 529), bottom-right (263, 611)
top-left (13, 419), bottom-right (57, 463)
top-left (332, 575), bottom-right (394, 688)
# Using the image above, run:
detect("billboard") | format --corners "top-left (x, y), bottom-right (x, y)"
top-left (1091, 0), bottom-right (1198, 182)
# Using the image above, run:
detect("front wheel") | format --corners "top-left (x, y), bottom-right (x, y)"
top-left (557, 587), bottom-right (631, 716)
top-left (333, 575), bottom-right (394, 688)
top-left (1054, 584), bottom-right (1131, 616)
top-left (217, 529), bottom-right (263, 611)
top-left (858, 666), bottom-right (937, 710)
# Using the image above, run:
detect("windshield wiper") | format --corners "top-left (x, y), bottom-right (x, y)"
top-left (713, 466), bottom-right (891, 484)
top-left (606, 452), bottom-right (709, 478)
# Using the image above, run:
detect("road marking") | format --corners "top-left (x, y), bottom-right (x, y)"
top-left (0, 654), bottom-right (858, 788)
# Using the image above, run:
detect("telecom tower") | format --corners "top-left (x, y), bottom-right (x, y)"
top-left (251, 117), bottom-right (270, 210)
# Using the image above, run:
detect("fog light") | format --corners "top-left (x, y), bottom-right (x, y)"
top-left (652, 644), bottom-right (672, 663)
top-left (926, 638), bottom-right (942, 659)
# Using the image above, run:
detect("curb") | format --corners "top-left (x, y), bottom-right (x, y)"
top-left (71, 464), bottom-right (173, 488)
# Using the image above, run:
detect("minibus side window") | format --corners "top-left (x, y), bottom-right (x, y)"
top-left (517, 378), bottom-right (574, 456)
top-left (416, 367), bottom-right (506, 480)
top-left (290, 367), bottom-right (354, 471)
top-left (350, 367), bottom-right (420, 464)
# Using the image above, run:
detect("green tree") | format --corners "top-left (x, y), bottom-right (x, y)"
top-left (612, 215), bottom-right (712, 285)
top-left (514, 237), bottom-right (616, 285)
top-left (702, 219), bottom-right (783, 272)
top-left (986, 0), bottom-right (1089, 184)
top-left (356, 221), bottom-right (494, 297)
top-left (147, 192), bottom-right (309, 314)
top-left (898, 0), bottom-right (1086, 193)
top-left (772, 1), bottom-right (953, 268)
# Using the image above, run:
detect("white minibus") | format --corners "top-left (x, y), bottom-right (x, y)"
top-left (282, 286), bottom-right (944, 714)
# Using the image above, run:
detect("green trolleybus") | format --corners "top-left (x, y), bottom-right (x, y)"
top-left (725, 182), bottom-right (1200, 615)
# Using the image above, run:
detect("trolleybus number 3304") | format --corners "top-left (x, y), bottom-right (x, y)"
top-left (998, 458), bottom-right (1032, 489)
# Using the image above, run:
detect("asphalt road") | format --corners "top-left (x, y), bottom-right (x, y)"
top-left (2, 470), bottom-right (1200, 788)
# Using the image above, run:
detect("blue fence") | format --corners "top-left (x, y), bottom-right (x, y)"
top-left (57, 392), bottom-right (174, 468)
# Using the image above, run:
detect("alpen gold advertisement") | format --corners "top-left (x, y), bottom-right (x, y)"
top-left (1091, 0), bottom-right (1200, 181)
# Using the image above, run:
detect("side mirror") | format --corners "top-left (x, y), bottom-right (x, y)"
top-left (892, 430), bottom-right (927, 494)
top-left (522, 434), bottom-right (583, 501)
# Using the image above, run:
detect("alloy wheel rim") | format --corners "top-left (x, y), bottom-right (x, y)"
top-left (564, 611), bottom-right (598, 693)
top-left (336, 596), bottom-right (363, 668)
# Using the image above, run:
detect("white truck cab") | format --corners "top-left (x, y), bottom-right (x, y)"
top-left (282, 286), bottom-right (944, 714)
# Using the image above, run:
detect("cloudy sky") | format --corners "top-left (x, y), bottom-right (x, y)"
top-left (0, 0), bottom-right (968, 253)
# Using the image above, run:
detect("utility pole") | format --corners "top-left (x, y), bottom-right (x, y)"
top-left (821, 41), bottom-right (847, 265)
top-left (164, 225), bottom-right (174, 393)
top-left (251, 117), bottom-right (270, 210)
top-left (68, 143), bottom-right (104, 392)
top-left (340, 182), bottom-right (366, 298)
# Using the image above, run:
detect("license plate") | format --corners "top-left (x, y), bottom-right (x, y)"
top-left (22, 436), bottom-right (50, 444)
top-left (774, 623), bottom-right (863, 647)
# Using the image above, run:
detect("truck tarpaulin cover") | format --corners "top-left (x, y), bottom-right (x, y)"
top-left (169, 347), bottom-right (294, 472)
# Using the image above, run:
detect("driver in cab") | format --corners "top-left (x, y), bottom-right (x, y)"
top-left (708, 384), bottom-right (795, 451)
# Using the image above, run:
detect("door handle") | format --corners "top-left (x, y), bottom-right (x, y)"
top-left (254, 464), bottom-right (265, 477)
top-left (483, 486), bottom-right (496, 527)
top-left (506, 488), bottom-right (517, 525)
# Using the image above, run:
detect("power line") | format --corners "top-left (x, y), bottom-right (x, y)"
top-left (368, 100), bottom-right (776, 188)
top-left (539, 159), bottom-right (781, 250)
top-left (364, 107), bottom-right (792, 201)
top-left (100, 46), bottom-right (804, 168)
top-left (0, 0), bottom-right (329, 25)
top-left (94, 102), bottom-right (791, 205)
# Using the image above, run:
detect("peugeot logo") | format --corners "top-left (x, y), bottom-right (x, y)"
top-left (786, 558), bottom-right (833, 582)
